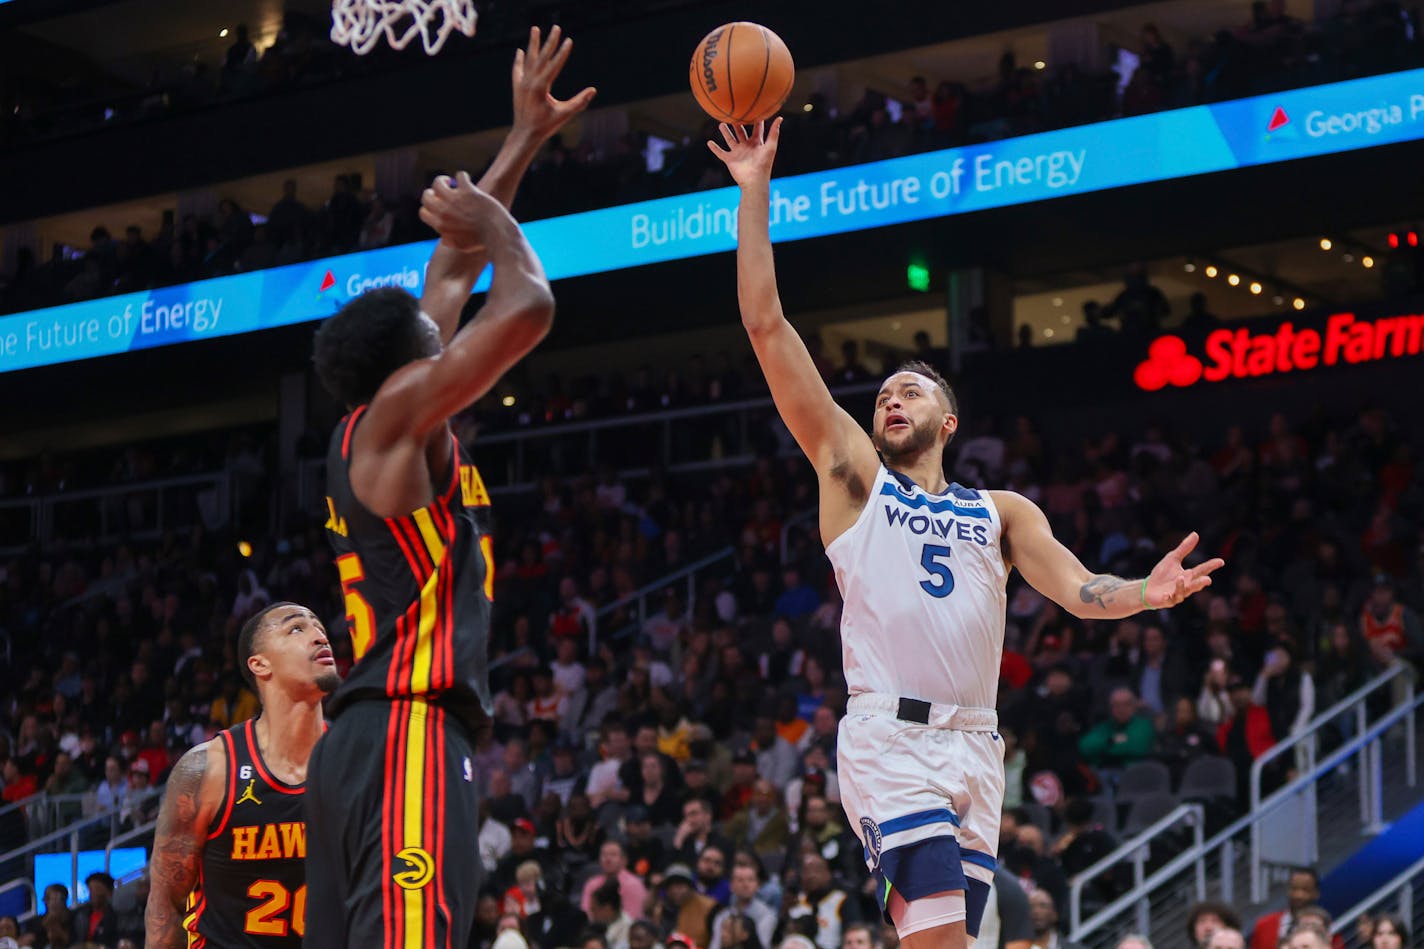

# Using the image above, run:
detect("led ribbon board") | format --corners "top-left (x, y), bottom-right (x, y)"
top-left (6, 66), bottom-right (1424, 374)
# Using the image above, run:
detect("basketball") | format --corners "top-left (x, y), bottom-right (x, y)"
top-left (689, 22), bottom-right (795, 124)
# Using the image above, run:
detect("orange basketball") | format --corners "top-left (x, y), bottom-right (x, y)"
top-left (689, 22), bottom-right (795, 124)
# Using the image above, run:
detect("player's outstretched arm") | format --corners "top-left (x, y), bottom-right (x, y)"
top-left (708, 120), bottom-right (878, 486)
top-left (352, 182), bottom-right (553, 517)
top-left (145, 742), bottom-right (223, 948)
top-left (421, 25), bottom-right (595, 341)
top-left (992, 491), bottom-right (1225, 620)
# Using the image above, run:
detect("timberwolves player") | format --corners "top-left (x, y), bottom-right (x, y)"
top-left (709, 119), bottom-right (1223, 949)
top-left (145, 603), bottom-right (339, 948)
top-left (304, 27), bottom-right (587, 949)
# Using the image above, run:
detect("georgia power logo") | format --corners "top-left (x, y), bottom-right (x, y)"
top-left (1134, 312), bottom-right (1424, 391)
top-left (1264, 105), bottom-right (1293, 140)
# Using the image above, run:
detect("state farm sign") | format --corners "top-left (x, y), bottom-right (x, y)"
top-left (1134, 311), bottom-right (1424, 391)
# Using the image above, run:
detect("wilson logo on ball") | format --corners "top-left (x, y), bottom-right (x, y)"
top-left (701, 29), bottom-right (723, 92)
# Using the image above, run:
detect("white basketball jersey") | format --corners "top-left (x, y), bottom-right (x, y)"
top-left (825, 465), bottom-right (1008, 709)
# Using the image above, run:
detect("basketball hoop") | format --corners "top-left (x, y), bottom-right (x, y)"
top-left (330, 0), bottom-right (477, 56)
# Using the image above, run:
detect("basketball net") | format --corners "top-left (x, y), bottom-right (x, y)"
top-left (330, 0), bottom-right (477, 56)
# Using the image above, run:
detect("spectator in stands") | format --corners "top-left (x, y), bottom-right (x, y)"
top-left (24, 883), bottom-right (72, 946)
top-left (1114, 937), bottom-right (1153, 949)
top-left (587, 879), bottom-right (634, 949)
top-left (1188, 902), bottom-right (1243, 947)
top-left (790, 791), bottom-right (862, 882)
top-left (1249, 867), bottom-right (1326, 949)
top-left (44, 752), bottom-right (86, 822)
top-left (788, 853), bottom-right (857, 949)
top-left (1253, 643), bottom-right (1314, 741)
top-left (1284, 931), bottom-right (1329, 949)
top-left (1078, 686), bottom-right (1156, 768)
top-left (652, 864), bottom-right (717, 949)
top-left (694, 845), bottom-right (731, 905)
top-left (724, 778), bottom-right (790, 860)
top-left (673, 797), bottom-right (732, 864)
top-left (1218, 677), bottom-right (1275, 802)
top-left (94, 755), bottom-right (128, 812)
top-left (73, 871), bottom-right (118, 948)
top-left (1370, 915), bottom-right (1408, 949)
top-left (709, 856), bottom-right (776, 949)
top-left (582, 840), bottom-right (649, 920)
top-left (1051, 798), bottom-right (1120, 895)
top-left (1158, 696), bottom-right (1220, 777)
top-left (586, 723), bottom-right (632, 808)
top-left (748, 714), bottom-right (799, 788)
top-left (1207, 929), bottom-right (1247, 949)
top-left (1360, 578), bottom-right (1423, 665)
top-left (637, 753), bottom-right (683, 828)
top-left (1027, 888), bottom-right (1080, 949)
top-left (359, 195), bottom-right (395, 249)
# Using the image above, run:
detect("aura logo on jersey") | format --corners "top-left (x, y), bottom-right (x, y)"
top-left (1133, 311), bottom-right (1424, 391)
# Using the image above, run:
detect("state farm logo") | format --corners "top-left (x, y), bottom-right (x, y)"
top-left (1134, 312), bottom-right (1424, 391)
top-left (1134, 336), bottom-right (1202, 391)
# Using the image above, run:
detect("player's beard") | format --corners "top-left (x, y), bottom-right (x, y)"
top-left (316, 670), bottom-right (342, 695)
top-left (874, 415), bottom-right (941, 465)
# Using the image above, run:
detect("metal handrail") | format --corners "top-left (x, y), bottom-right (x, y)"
top-left (1332, 854), bottom-right (1424, 935)
top-left (592, 546), bottom-right (735, 651)
top-left (1250, 662), bottom-right (1417, 900)
top-left (1250, 663), bottom-right (1415, 805)
top-left (1070, 691), bottom-right (1424, 942)
top-left (0, 787), bottom-right (164, 865)
top-left (105, 819), bottom-right (158, 881)
top-left (1068, 803), bottom-right (1205, 937)
top-left (0, 789), bottom-right (46, 822)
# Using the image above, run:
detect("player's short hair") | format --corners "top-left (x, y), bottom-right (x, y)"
top-left (237, 601), bottom-right (299, 692)
top-left (312, 287), bottom-right (439, 408)
top-left (890, 359), bottom-right (958, 415)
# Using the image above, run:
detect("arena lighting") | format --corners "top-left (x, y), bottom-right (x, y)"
top-left (1363, 256), bottom-right (1375, 268)
top-left (1390, 233), bottom-right (1400, 248)
top-left (220, 28), bottom-right (229, 37)
top-left (237, 541), bottom-right (253, 558)
top-left (1320, 238), bottom-right (1333, 250)
top-left (1249, 282), bottom-right (1263, 294)
top-left (906, 261), bottom-right (931, 292)
top-left (802, 102), bottom-right (813, 112)
top-left (501, 395), bottom-right (516, 407)
top-left (1343, 253), bottom-right (1355, 263)
top-left (1205, 265), bottom-right (1219, 278)
top-left (1227, 274), bottom-right (1241, 286)
top-left (1273, 295), bottom-right (1285, 305)
top-left (1411, 232), bottom-right (1420, 247)
top-left (1293, 298), bottom-right (1307, 310)
top-left (1034, 61), bottom-right (1046, 70)
top-left (1184, 261), bottom-right (1197, 273)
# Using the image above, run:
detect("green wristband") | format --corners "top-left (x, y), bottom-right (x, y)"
top-left (1140, 578), bottom-right (1150, 608)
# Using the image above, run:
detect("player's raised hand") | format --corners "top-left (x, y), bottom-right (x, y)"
top-left (1143, 531), bottom-right (1225, 609)
top-left (512, 25), bottom-right (597, 143)
top-left (419, 172), bottom-right (509, 252)
top-left (708, 117), bottom-right (783, 186)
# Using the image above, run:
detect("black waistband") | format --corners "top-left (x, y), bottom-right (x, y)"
top-left (897, 697), bottom-right (932, 724)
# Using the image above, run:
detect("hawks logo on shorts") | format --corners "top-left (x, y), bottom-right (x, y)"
top-left (860, 818), bottom-right (884, 870)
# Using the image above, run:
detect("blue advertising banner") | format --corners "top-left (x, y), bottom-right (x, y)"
top-left (6, 66), bottom-right (1424, 374)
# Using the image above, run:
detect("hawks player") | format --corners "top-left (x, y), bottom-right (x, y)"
top-left (145, 602), bottom-right (339, 948)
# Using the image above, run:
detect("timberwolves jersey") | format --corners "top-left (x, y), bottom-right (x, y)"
top-left (826, 465), bottom-right (1007, 709)
top-left (323, 406), bottom-right (495, 732)
top-left (185, 719), bottom-right (308, 948)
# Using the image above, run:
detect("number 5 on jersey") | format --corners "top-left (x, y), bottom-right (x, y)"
top-left (919, 544), bottom-right (955, 597)
top-left (336, 553), bottom-right (376, 660)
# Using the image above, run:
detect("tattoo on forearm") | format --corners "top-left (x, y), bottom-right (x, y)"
top-left (1079, 574), bottom-right (1131, 611)
top-left (145, 746), bottom-right (208, 949)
